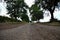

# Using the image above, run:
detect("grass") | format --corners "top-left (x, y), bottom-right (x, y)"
top-left (37, 21), bottom-right (60, 26)
top-left (0, 22), bottom-right (28, 30)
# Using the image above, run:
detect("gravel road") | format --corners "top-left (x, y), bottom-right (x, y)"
top-left (0, 23), bottom-right (60, 40)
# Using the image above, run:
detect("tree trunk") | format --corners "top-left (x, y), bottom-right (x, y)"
top-left (50, 12), bottom-right (54, 22)
top-left (49, 6), bottom-right (55, 22)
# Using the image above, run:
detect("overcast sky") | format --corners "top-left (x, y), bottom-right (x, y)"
top-left (0, 0), bottom-right (60, 22)
top-left (0, 1), bottom-right (9, 17)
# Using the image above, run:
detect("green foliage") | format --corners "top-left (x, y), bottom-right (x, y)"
top-left (30, 4), bottom-right (39, 12)
top-left (31, 11), bottom-right (43, 21)
top-left (36, 0), bottom-right (60, 22)
top-left (4, 0), bottom-right (60, 23)
top-left (6, 0), bottom-right (27, 18)
top-left (21, 14), bottom-right (29, 22)
top-left (0, 16), bottom-right (21, 23)
top-left (29, 2), bottom-right (43, 21)
top-left (6, 0), bottom-right (29, 22)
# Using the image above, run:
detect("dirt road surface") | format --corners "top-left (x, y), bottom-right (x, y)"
top-left (0, 23), bottom-right (60, 40)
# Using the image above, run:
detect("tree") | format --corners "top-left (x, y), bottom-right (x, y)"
top-left (35, 0), bottom-right (60, 22)
top-left (29, 1), bottom-right (43, 22)
top-left (6, 0), bottom-right (29, 22)
top-left (31, 11), bottom-right (43, 22)
top-left (21, 14), bottom-right (29, 22)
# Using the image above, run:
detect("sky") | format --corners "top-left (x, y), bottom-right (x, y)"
top-left (24, 0), bottom-right (35, 7)
top-left (0, 0), bottom-right (60, 22)
top-left (0, 1), bottom-right (10, 17)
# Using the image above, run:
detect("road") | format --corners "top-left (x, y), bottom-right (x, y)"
top-left (0, 23), bottom-right (60, 40)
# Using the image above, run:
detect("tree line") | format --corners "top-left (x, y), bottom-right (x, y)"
top-left (5, 0), bottom-right (60, 22)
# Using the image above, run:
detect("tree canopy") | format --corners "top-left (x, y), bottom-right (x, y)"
top-left (6, 0), bottom-right (29, 22)
top-left (4, 0), bottom-right (60, 22)
top-left (35, 0), bottom-right (60, 22)
top-left (29, 1), bottom-right (43, 22)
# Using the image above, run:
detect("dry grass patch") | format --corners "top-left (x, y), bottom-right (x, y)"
top-left (0, 22), bottom-right (27, 30)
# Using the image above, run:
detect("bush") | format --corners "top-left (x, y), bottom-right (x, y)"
top-left (0, 16), bottom-right (21, 23)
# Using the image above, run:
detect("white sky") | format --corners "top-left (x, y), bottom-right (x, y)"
top-left (0, 0), bottom-right (60, 22)
top-left (54, 8), bottom-right (60, 20)
top-left (24, 0), bottom-right (35, 7)
top-left (0, 2), bottom-right (10, 17)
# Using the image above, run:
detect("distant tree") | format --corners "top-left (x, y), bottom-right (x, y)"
top-left (31, 11), bottom-right (43, 22)
top-left (21, 14), bottom-right (29, 22)
top-left (6, 0), bottom-right (29, 22)
top-left (29, 1), bottom-right (43, 22)
top-left (35, 0), bottom-right (60, 22)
